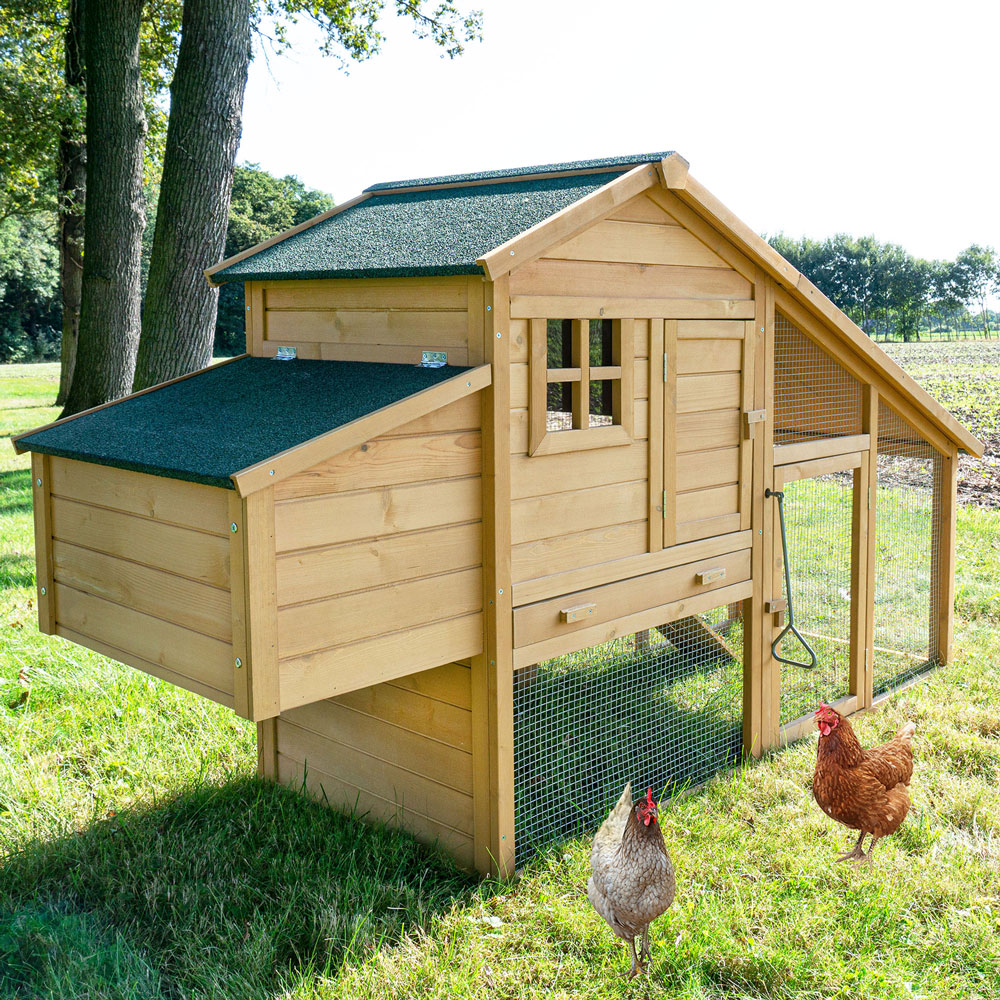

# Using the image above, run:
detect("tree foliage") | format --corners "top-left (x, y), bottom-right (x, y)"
top-left (767, 232), bottom-right (999, 342)
top-left (215, 164), bottom-right (335, 354)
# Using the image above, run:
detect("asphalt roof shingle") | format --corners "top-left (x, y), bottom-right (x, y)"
top-left (17, 357), bottom-right (471, 489)
top-left (212, 153), bottom-right (672, 284)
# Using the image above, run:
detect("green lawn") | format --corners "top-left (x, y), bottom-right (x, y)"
top-left (2, 359), bottom-right (1000, 999)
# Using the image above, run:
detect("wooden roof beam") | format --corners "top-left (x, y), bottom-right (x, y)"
top-left (659, 152), bottom-right (690, 190)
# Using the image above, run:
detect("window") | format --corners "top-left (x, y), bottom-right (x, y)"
top-left (528, 317), bottom-right (634, 456)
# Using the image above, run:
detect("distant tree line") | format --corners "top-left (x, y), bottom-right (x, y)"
top-left (0, 163), bottom-right (333, 363)
top-left (767, 234), bottom-right (1000, 342)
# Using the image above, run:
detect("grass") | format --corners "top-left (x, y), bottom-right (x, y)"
top-left (2, 354), bottom-right (1000, 998)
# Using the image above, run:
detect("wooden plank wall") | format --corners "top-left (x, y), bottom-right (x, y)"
top-left (44, 458), bottom-right (236, 706)
top-left (507, 191), bottom-right (755, 598)
top-left (249, 275), bottom-right (485, 366)
top-left (271, 396), bottom-right (485, 710)
top-left (272, 660), bottom-right (477, 869)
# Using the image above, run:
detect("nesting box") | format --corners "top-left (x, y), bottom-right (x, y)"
top-left (16, 152), bottom-right (982, 874)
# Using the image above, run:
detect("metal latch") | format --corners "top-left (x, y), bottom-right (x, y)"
top-left (274, 346), bottom-right (297, 361)
top-left (420, 350), bottom-right (447, 368)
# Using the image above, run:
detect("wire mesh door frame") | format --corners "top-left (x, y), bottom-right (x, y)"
top-left (771, 446), bottom-right (872, 743)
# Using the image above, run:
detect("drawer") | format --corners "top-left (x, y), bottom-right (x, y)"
top-left (513, 547), bottom-right (751, 654)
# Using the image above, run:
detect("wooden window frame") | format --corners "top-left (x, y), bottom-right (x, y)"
top-left (528, 317), bottom-right (634, 457)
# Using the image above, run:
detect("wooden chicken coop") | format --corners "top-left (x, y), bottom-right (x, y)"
top-left (15, 152), bottom-right (982, 875)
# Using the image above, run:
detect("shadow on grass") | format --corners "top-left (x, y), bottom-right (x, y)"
top-left (0, 468), bottom-right (31, 517)
top-left (0, 777), bottom-right (478, 998)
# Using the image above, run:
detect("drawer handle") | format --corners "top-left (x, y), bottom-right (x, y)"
top-left (560, 603), bottom-right (596, 623)
top-left (695, 567), bottom-right (726, 586)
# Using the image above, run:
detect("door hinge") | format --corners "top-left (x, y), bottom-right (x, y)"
top-left (663, 353), bottom-right (668, 382)
top-left (864, 647), bottom-right (870, 672)
top-left (868, 485), bottom-right (871, 509)
top-left (662, 490), bottom-right (667, 518)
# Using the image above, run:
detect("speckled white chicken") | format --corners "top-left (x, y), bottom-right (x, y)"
top-left (587, 782), bottom-right (676, 979)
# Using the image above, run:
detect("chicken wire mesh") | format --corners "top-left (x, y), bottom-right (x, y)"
top-left (774, 313), bottom-right (862, 444)
top-left (873, 402), bottom-right (940, 695)
top-left (512, 606), bottom-right (743, 866)
top-left (777, 472), bottom-right (855, 725)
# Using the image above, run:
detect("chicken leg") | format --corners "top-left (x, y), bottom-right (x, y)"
top-left (640, 925), bottom-right (651, 965)
top-left (835, 831), bottom-right (866, 863)
top-left (627, 938), bottom-right (643, 979)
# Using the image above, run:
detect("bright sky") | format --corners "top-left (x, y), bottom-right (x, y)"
top-left (238, 0), bottom-right (999, 266)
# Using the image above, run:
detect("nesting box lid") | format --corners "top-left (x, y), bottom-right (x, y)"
top-left (14, 356), bottom-right (490, 494)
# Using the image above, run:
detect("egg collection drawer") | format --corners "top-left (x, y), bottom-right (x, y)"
top-left (513, 546), bottom-right (751, 653)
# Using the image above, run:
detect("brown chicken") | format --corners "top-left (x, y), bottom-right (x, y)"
top-left (812, 703), bottom-right (917, 863)
top-left (587, 783), bottom-right (676, 978)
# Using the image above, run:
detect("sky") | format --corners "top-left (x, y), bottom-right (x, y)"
top-left (237, 0), bottom-right (1000, 267)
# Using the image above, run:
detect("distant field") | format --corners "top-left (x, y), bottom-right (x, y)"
top-left (882, 340), bottom-right (1000, 506)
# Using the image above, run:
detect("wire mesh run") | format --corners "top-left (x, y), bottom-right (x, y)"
top-left (774, 312), bottom-right (862, 444)
top-left (778, 474), bottom-right (854, 725)
top-left (512, 606), bottom-right (743, 867)
top-left (873, 403), bottom-right (940, 695)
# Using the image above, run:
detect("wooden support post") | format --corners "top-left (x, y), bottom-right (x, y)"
top-left (849, 391), bottom-right (873, 707)
top-left (742, 269), bottom-right (771, 757)
top-left (247, 281), bottom-right (265, 356)
top-left (30, 452), bottom-right (55, 635)
top-left (229, 488), bottom-right (279, 721)
top-left (479, 274), bottom-right (515, 876)
top-left (862, 389), bottom-right (878, 706)
top-left (932, 447), bottom-right (958, 665)
top-left (256, 718), bottom-right (278, 779)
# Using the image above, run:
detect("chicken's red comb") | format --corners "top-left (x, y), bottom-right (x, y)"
top-left (645, 787), bottom-right (654, 807)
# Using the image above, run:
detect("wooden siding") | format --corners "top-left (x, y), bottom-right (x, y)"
top-left (272, 397), bottom-right (485, 710)
top-left (250, 274), bottom-right (485, 366)
top-left (274, 661), bottom-right (476, 869)
top-left (507, 190), bottom-right (756, 597)
top-left (45, 457), bottom-right (235, 706)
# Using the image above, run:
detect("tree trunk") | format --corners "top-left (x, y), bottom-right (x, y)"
top-left (55, 0), bottom-right (86, 408)
top-left (133, 0), bottom-right (251, 390)
top-left (62, 0), bottom-right (146, 416)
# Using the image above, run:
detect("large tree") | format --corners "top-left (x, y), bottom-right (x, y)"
top-left (132, 0), bottom-right (252, 389)
top-left (133, 0), bottom-right (483, 390)
top-left (61, 0), bottom-right (147, 414)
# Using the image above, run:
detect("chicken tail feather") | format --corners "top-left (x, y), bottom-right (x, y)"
top-left (896, 721), bottom-right (916, 743)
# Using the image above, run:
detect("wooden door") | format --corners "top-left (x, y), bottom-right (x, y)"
top-left (664, 319), bottom-right (755, 547)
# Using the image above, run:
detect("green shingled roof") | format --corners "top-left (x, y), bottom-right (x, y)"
top-left (211, 153), bottom-right (671, 284)
top-left (17, 357), bottom-right (471, 489)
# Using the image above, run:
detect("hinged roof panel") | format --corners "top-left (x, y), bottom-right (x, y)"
top-left (15, 357), bottom-right (487, 492)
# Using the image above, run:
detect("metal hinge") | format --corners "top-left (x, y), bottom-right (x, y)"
top-left (663, 353), bottom-right (668, 381)
top-left (865, 647), bottom-right (870, 672)
top-left (868, 486), bottom-right (872, 509)
top-left (662, 490), bottom-right (667, 518)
